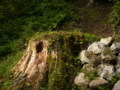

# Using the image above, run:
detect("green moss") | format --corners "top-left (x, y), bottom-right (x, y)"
top-left (43, 31), bottom-right (99, 90)
top-left (81, 68), bottom-right (97, 81)
top-left (84, 33), bottom-right (101, 41)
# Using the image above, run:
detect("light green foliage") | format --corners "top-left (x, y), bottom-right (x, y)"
top-left (0, 51), bottom-right (24, 90)
top-left (99, 86), bottom-right (106, 90)
top-left (88, 71), bottom-right (96, 80)
top-left (26, 83), bottom-right (31, 86)
top-left (81, 68), bottom-right (97, 80)
top-left (84, 33), bottom-right (101, 41)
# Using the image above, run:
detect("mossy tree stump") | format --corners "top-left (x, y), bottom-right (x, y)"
top-left (10, 31), bottom-right (99, 90)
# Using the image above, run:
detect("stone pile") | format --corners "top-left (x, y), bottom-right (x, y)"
top-left (74, 37), bottom-right (120, 90)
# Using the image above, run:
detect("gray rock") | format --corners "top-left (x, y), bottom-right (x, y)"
top-left (89, 77), bottom-right (108, 88)
top-left (101, 47), bottom-right (116, 63)
top-left (97, 64), bottom-right (115, 81)
top-left (80, 50), bottom-right (98, 64)
top-left (110, 42), bottom-right (120, 54)
top-left (74, 73), bottom-right (90, 88)
top-left (112, 80), bottom-right (120, 90)
top-left (80, 50), bottom-right (93, 64)
top-left (87, 41), bottom-right (105, 54)
top-left (116, 53), bottom-right (120, 69)
top-left (82, 64), bottom-right (95, 72)
top-left (93, 55), bottom-right (102, 66)
top-left (100, 37), bottom-right (112, 46)
top-left (116, 68), bottom-right (120, 79)
top-left (116, 54), bottom-right (120, 79)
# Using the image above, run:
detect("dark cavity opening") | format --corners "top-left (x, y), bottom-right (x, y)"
top-left (36, 42), bottom-right (43, 53)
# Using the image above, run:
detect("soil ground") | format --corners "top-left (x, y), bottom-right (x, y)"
top-left (73, 1), bottom-right (114, 38)
top-left (60, 1), bottom-right (120, 42)
top-left (61, 1), bottom-right (115, 39)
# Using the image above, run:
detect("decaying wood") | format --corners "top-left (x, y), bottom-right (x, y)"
top-left (13, 40), bottom-right (49, 78)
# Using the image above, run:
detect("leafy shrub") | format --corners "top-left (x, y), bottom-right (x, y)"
top-left (0, 0), bottom-right (74, 57)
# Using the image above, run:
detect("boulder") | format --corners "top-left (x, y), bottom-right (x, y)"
top-left (100, 37), bottom-right (112, 46)
top-left (80, 50), bottom-right (94, 64)
top-left (74, 73), bottom-right (90, 88)
top-left (82, 64), bottom-right (95, 72)
top-left (87, 41), bottom-right (105, 54)
top-left (116, 54), bottom-right (120, 79)
top-left (80, 50), bottom-right (99, 64)
top-left (112, 80), bottom-right (120, 90)
top-left (116, 53), bottom-right (120, 69)
top-left (115, 53), bottom-right (120, 74)
top-left (89, 77), bottom-right (108, 88)
top-left (115, 53), bottom-right (120, 79)
top-left (110, 42), bottom-right (120, 54)
top-left (101, 47), bottom-right (116, 63)
top-left (93, 55), bottom-right (102, 66)
top-left (97, 64), bottom-right (115, 81)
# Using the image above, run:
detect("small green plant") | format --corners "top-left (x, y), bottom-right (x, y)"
top-left (81, 68), bottom-right (97, 80)
top-left (84, 33), bottom-right (101, 42)
top-left (26, 83), bottom-right (31, 86)
top-left (110, 75), bottom-right (118, 86)
top-left (88, 72), bottom-right (96, 80)
top-left (40, 87), bottom-right (46, 90)
top-left (98, 86), bottom-right (106, 90)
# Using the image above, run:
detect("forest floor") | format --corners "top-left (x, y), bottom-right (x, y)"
top-left (61, 1), bottom-right (119, 41)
